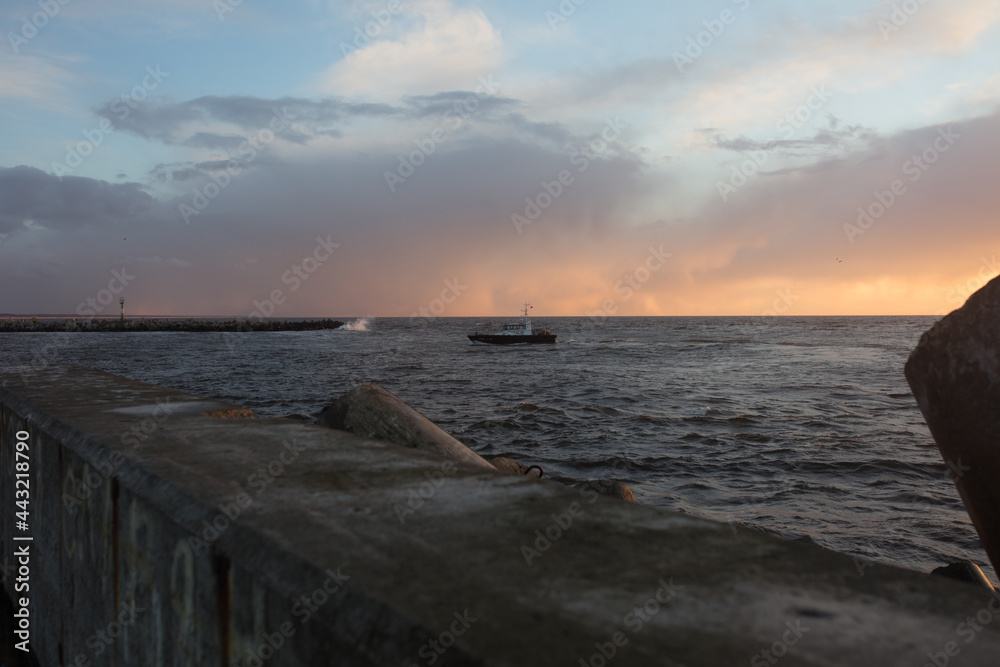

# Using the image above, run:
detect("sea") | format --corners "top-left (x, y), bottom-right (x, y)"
top-left (1, 315), bottom-right (992, 581)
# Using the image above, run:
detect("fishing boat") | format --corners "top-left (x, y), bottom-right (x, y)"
top-left (468, 304), bottom-right (556, 345)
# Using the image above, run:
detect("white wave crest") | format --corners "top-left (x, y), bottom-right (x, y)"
top-left (339, 317), bottom-right (371, 331)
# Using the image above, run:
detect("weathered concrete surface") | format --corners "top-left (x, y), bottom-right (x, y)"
top-left (905, 275), bottom-right (1000, 576)
top-left (3, 366), bottom-right (1000, 666)
top-left (316, 382), bottom-right (494, 471)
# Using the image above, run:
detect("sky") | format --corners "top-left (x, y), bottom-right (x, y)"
top-left (1, 0), bottom-right (999, 317)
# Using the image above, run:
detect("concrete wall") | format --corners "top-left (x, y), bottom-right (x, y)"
top-left (3, 365), bottom-right (1000, 666)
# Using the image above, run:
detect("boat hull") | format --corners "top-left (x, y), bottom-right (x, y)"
top-left (468, 334), bottom-right (556, 345)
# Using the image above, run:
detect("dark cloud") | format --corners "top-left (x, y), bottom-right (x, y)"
top-left (4, 96), bottom-right (996, 316)
top-left (183, 132), bottom-right (248, 150)
top-left (499, 113), bottom-right (576, 148)
top-left (402, 91), bottom-right (520, 118)
top-left (96, 91), bottom-right (533, 151)
top-left (149, 163), bottom-right (203, 184)
top-left (0, 127), bottom-right (651, 314)
top-left (0, 166), bottom-right (162, 234)
top-left (709, 116), bottom-right (879, 160)
top-left (96, 95), bottom-right (401, 146)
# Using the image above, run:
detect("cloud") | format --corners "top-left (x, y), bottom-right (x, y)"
top-left (95, 95), bottom-right (400, 146)
top-left (317, 0), bottom-right (505, 99)
top-left (707, 116), bottom-right (879, 160)
top-left (663, 110), bottom-right (1000, 314)
top-left (0, 52), bottom-right (80, 108)
top-left (0, 166), bottom-right (163, 234)
top-left (3, 102), bottom-right (999, 317)
top-left (402, 90), bottom-right (520, 118)
top-left (863, 0), bottom-right (1000, 53)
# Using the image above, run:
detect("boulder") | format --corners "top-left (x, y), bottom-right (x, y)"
top-left (930, 561), bottom-right (996, 591)
top-left (573, 479), bottom-right (636, 503)
top-left (905, 274), bottom-right (1000, 575)
top-left (316, 383), bottom-right (495, 471)
top-left (490, 456), bottom-right (543, 478)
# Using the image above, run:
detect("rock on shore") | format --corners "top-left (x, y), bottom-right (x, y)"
top-left (317, 383), bottom-right (636, 502)
top-left (905, 274), bottom-right (1000, 576)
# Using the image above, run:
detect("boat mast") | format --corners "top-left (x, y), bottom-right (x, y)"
top-left (522, 303), bottom-right (531, 322)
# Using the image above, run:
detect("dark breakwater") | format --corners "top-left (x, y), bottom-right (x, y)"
top-left (0, 317), bottom-right (344, 333)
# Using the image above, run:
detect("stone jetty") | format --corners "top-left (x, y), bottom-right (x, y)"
top-left (0, 317), bottom-right (344, 333)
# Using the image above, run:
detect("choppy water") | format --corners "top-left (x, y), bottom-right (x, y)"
top-left (1, 316), bottom-right (992, 580)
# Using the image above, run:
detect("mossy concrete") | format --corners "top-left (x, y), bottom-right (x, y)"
top-left (2, 365), bottom-right (1000, 666)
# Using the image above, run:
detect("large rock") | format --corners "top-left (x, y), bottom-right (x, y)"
top-left (572, 479), bottom-right (636, 503)
top-left (317, 383), bottom-right (495, 470)
top-left (490, 456), bottom-right (543, 477)
top-left (930, 561), bottom-right (995, 591)
top-left (905, 274), bottom-right (1000, 575)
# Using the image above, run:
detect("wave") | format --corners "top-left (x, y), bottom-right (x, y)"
top-left (339, 317), bottom-right (371, 331)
